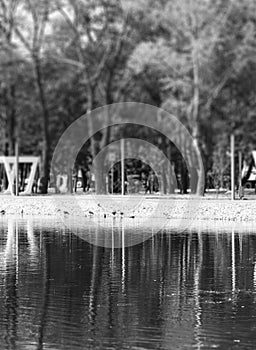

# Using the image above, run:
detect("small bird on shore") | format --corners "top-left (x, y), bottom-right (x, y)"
top-left (129, 215), bottom-right (135, 219)
top-left (0, 210), bottom-right (5, 215)
top-left (112, 211), bottom-right (116, 216)
top-left (104, 213), bottom-right (107, 218)
top-left (89, 211), bottom-right (94, 216)
top-left (21, 209), bottom-right (24, 216)
top-left (120, 212), bottom-right (124, 217)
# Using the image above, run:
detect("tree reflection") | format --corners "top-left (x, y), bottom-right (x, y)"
top-left (2, 220), bottom-right (18, 350)
top-left (0, 219), bottom-right (256, 349)
top-left (0, 219), bottom-right (48, 350)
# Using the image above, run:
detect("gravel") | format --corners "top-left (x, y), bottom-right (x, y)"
top-left (0, 195), bottom-right (255, 223)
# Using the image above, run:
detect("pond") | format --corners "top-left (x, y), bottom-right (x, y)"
top-left (0, 218), bottom-right (256, 350)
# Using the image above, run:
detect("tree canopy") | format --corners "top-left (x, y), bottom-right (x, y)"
top-left (0, 0), bottom-right (255, 193)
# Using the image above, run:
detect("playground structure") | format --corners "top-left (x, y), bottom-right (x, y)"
top-left (0, 156), bottom-right (40, 195)
top-left (0, 135), bottom-right (254, 198)
top-left (241, 151), bottom-right (256, 185)
top-left (239, 151), bottom-right (256, 198)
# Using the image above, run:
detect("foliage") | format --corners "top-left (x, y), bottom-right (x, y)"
top-left (0, 0), bottom-right (256, 193)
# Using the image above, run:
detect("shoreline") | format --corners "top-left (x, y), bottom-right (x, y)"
top-left (0, 194), bottom-right (255, 223)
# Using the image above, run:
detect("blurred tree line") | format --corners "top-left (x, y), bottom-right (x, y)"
top-left (0, 0), bottom-right (256, 193)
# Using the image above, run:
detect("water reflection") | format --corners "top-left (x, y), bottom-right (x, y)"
top-left (0, 218), bottom-right (256, 349)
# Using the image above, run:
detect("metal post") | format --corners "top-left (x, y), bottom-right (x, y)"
top-left (121, 138), bottom-right (125, 196)
top-left (231, 134), bottom-right (235, 200)
top-left (15, 141), bottom-right (19, 196)
top-left (238, 151), bottom-right (244, 199)
top-left (238, 151), bottom-right (242, 185)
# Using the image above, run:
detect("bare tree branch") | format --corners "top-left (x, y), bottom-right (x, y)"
top-left (205, 68), bottom-right (233, 110)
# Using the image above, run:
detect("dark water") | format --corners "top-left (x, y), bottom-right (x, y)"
top-left (1, 219), bottom-right (256, 350)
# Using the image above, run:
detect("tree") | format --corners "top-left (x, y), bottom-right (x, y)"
top-left (49, 0), bottom-right (137, 193)
top-left (1, 0), bottom-right (256, 195)
top-left (0, 0), bottom-right (20, 156)
top-left (127, 0), bottom-right (256, 193)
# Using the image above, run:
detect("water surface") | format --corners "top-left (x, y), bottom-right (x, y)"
top-left (0, 218), bottom-right (256, 349)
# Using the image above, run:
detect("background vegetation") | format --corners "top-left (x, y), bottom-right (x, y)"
top-left (0, 0), bottom-right (256, 193)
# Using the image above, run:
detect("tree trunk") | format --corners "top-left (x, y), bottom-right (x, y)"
top-left (85, 85), bottom-right (105, 194)
top-left (2, 84), bottom-right (16, 156)
top-left (162, 163), bottom-right (167, 194)
top-left (86, 86), bottom-right (113, 194)
top-left (8, 84), bottom-right (16, 155)
top-left (33, 55), bottom-right (50, 194)
top-left (191, 43), bottom-right (204, 196)
top-left (167, 143), bottom-right (175, 194)
top-left (180, 160), bottom-right (188, 194)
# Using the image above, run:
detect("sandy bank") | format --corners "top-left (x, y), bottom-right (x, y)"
top-left (0, 194), bottom-right (255, 223)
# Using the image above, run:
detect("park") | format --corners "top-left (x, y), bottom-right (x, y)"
top-left (0, 0), bottom-right (256, 349)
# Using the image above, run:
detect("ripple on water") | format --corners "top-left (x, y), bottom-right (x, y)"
top-left (1, 218), bottom-right (256, 349)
